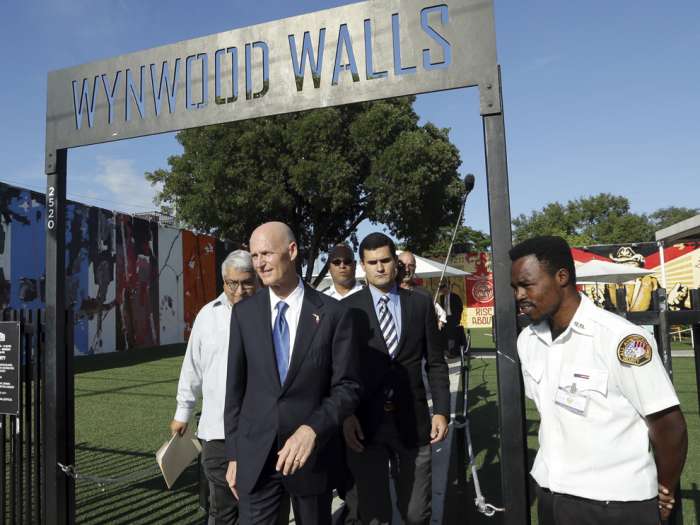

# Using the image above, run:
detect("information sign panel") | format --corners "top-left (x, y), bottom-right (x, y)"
top-left (0, 322), bottom-right (20, 416)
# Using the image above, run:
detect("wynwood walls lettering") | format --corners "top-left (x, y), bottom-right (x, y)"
top-left (71, 6), bottom-right (452, 130)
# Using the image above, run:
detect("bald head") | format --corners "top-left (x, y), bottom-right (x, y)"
top-left (250, 222), bottom-right (299, 295)
top-left (251, 221), bottom-right (296, 246)
top-left (399, 251), bottom-right (417, 287)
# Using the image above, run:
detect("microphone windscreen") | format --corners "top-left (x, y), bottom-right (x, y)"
top-left (464, 174), bottom-right (475, 193)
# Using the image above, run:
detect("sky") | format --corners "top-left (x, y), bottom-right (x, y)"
top-left (1, 0), bottom-right (698, 238)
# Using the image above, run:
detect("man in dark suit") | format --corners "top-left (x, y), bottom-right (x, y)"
top-left (438, 281), bottom-right (464, 356)
top-left (342, 233), bottom-right (450, 525)
top-left (224, 222), bottom-right (361, 525)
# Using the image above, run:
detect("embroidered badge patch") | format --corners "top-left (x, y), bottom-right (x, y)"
top-left (617, 334), bottom-right (652, 366)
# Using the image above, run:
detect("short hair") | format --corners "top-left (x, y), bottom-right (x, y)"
top-left (509, 236), bottom-right (576, 285)
top-left (221, 250), bottom-right (254, 277)
top-left (359, 233), bottom-right (397, 261)
top-left (329, 243), bottom-right (355, 261)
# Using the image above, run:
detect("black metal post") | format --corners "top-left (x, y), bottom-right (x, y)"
top-left (43, 148), bottom-right (73, 525)
top-left (34, 309), bottom-right (43, 524)
top-left (483, 68), bottom-right (530, 524)
top-left (691, 289), bottom-right (700, 414)
top-left (615, 287), bottom-right (628, 316)
top-left (654, 289), bottom-right (674, 379)
top-left (656, 288), bottom-right (682, 524)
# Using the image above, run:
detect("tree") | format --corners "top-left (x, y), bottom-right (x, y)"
top-left (146, 97), bottom-right (464, 283)
top-left (512, 193), bottom-right (656, 245)
top-left (648, 206), bottom-right (698, 231)
top-left (421, 225), bottom-right (490, 258)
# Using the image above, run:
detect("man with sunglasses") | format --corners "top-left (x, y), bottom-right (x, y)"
top-left (171, 250), bottom-right (258, 524)
top-left (324, 243), bottom-right (363, 300)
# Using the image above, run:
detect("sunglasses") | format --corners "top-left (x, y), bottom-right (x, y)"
top-left (331, 258), bottom-right (354, 266)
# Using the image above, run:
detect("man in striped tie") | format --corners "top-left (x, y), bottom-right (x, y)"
top-left (341, 233), bottom-right (450, 525)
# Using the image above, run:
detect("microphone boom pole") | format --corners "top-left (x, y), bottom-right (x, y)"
top-left (434, 174), bottom-right (476, 303)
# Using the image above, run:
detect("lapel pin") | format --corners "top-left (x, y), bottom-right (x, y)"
top-left (312, 313), bottom-right (320, 324)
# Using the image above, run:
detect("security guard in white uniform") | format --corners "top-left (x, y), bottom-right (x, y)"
top-left (171, 250), bottom-right (258, 524)
top-left (509, 236), bottom-right (687, 525)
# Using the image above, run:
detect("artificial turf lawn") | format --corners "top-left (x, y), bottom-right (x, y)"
top-left (73, 344), bottom-right (698, 524)
top-left (74, 344), bottom-right (205, 524)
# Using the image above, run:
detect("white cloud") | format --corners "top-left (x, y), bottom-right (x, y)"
top-left (93, 155), bottom-right (161, 213)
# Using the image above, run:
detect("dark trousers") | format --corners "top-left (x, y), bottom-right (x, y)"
top-left (347, 415), bottom-right (432, 525)
top-left (536, 484), bottom-right (659, 525)
top-left (239, 447), bottom-right (329, 525)
top-left (201, 440), bottom-right (239, 525)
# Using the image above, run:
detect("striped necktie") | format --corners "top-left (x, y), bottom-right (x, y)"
top-left (378, 295), bottom-right (398, 357)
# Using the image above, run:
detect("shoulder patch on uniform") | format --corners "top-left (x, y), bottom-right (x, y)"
top-left (617, 334), bottom-right (652, 366)
top-left (212, 301), bottom-right (222, 307)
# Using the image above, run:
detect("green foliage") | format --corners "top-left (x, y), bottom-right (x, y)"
top-left (147, 97), bottom-right (463, 282)
top-left (648, 206), bottom-right (698, 230)
top-left (511, 194), bottom-right (696, 245)
top-left (421, 225), bottom-right (491, 258)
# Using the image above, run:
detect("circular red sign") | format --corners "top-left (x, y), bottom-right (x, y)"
top-left (472, 280), bottom-right (494, 304)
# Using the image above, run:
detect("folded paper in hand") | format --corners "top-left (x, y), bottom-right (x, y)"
top-left (155, 426), bottom-right (202, 489)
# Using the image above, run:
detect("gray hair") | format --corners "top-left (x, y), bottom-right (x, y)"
top-left (221, 249), bottom-right (254, 277)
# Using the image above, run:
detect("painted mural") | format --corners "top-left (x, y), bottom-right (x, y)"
top-left (115, 214), bottom-right (160, 351)
top-left (0, 181), bottom-right (232, 355)
top-left (158, 227), bottom-right (184, 346)
top-left (182, 231), bottom-right (217, 339)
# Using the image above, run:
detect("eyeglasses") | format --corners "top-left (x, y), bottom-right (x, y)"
top-left (224, 280), bottom-right (256, 292)
top-left (331, 258), bottom-right (354, 266)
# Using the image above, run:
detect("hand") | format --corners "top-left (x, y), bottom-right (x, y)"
top-left (226, 461), bottom-right (238, 500)
top-left (343, 415), bottom-right (365, 453)
top-left (276, 425), bottom-right (316, 475)
top-left (658, 483), bottom-right (674, 521)
top-left (170, 420), bottom-right (188, 436)
top-left (430, 414), bottom-right (449, 444)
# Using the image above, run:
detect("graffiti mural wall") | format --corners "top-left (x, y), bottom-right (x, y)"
top-left (0, 182), bottom-right (232, 355)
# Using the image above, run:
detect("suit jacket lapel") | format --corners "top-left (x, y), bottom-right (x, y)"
top-left (256, 290), bottom-right (281, 391)
top-left (282, 285), bottom-right (324, 393)
top-left (395, 288), bottom-right (412, 356)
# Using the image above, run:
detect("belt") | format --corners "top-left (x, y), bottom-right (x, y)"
top-left (539, 487), bottom-right (654, 506)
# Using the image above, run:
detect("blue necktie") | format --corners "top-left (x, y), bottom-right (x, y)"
top-left (273, 302), bottom-right (290, 383)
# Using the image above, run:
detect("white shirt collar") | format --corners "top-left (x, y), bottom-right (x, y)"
top-left (269, 277), bottom-right (305, 312)
top-left (530, 293), bottom-right (593, 344)
top-left (326, 281), bottom-right (363, 299)
top-left (217, 291), bottom-right (232, 309)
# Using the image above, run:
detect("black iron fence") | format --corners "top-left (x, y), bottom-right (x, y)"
top-left (0, 309), bottom-right (44, 524)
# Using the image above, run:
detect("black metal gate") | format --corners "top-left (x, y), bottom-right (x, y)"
top-left (0, 310), bottom-right (44, 524)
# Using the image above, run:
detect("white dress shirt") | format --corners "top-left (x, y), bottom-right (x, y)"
top-left (174, 292), bottom-right (232, 440)
top-left (324, 281), bottom-right (363, 300)
top-left (517, 294), bottom-right (679, 501)
top-left (269, 277), bottom-right (305, 363)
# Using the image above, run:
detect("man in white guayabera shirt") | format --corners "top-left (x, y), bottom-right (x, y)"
top-left (171, 250), bottom-right (257, 524)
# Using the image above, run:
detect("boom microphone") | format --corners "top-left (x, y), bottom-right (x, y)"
top-left (435, 174), bottom-right (476, 302)
top-left (464, 173), bottom-right (475, 194)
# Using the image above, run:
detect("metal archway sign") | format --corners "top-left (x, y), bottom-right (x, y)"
top-left (44, 0), bottom-right (527, 522)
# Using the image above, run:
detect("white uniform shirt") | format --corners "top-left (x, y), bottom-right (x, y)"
top-left (269, 278), bottom-right (305, 362)
top-left (174, 292), bottom-right (232, 440)
top-left (517, 294), bottom-right (679, 501)
top-left (323, 281), bottom-right (363, 300)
